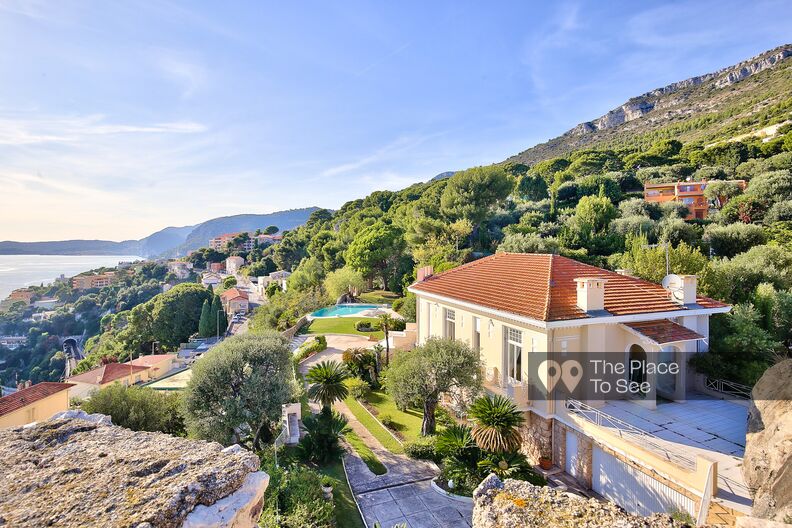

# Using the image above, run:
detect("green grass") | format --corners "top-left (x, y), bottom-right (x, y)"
top-left (343, 395), bottom-right (404, 454)
top-left (319, 461), bottom-right (365, 528)
top-left (344, 430), bottom-right (387, 475)
top-left (364, 389), bottom-right (443, 444)
top-left (358, 290), bottom-right (400, 305)
top-left (305, 317), bottom-right (384, 339)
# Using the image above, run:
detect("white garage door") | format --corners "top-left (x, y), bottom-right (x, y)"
top-left (565, 430), bottom-right (579, 479)
top-left (592, 447), bottom-right (695, 517)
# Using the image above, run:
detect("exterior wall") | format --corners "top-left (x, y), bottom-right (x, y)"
top-left (143, 358), bottom-right (174, 380)
top-left (226, 298), bottom-right (249, 314)
top-left (0, 390), bottom-right (71, 428)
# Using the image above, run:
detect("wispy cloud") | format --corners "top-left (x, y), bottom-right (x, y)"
top-left (321, 133), bottom-right (443, 178)
top-left (153, 49), bottom-right (208, 98)
top-left (0, 113), bottom-right (206, 145)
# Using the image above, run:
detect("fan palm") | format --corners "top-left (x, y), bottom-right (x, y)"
top-left (306, 360), bottom-right (350, 410)
top-left (468, 394), bottom-right (525, 453)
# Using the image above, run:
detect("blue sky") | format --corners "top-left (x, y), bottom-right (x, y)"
top-left (1, 0), bottom-right (790, 241)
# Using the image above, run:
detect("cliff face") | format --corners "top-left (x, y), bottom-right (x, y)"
top-left (508, 44), bottom-right (792, 164)
top-left (0, 411), bottom-right (268, 528)
top-left (743, 359), bottom-right (792, 523)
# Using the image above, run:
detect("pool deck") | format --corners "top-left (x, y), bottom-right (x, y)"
top-left (310, 303), bottom-right (398, 319)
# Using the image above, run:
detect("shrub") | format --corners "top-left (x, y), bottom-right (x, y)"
top-left (355, 320), bottom-right (374, 332)
top-left (347, 377), bottom-right (370, 400)
top-left (294, 335), bottom-right (327, 364)
top-left (82, 384), bottom-right (185, 436)
top-left (703, 223), bottom-right (766, 258)
top-left (391, 297), bottom-right (405, 312)
top-left (404, 435), bottom-right (438, 461)
top-left (298, 407), bottom-right (348, 464)
top-left (378, 413), bottom-right (395, 429)
top-left (259, 464), bottom-right (335, 528)
top-left (435, 406), bottom-right (456, 428)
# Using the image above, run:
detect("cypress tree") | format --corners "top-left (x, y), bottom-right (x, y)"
top-left (210, 295), bottom-right (228, 336)
top-left (198, 299), bottom-right (212, 337)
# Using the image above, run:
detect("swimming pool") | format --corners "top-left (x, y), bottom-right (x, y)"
top-left (311, 304), bottom-right (381, 317)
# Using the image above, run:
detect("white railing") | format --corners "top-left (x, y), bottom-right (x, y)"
top-left (704, 377), bottom-right (751, 400)
top-left (565, 398), bottom-right (696, 469)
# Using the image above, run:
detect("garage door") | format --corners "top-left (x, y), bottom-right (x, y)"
top-left (565, 430), bottom-right (579, 479)
top-left (592, 447), bottom-right (695, 517)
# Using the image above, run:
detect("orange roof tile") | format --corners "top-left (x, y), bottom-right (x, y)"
top-left (220, 288), bottom-right (248, 301)
top-left (410, 253), bottom-right (728, 322)
top-left (0, 382), bottom-right (74, 417)
top-left (623, 320), bottom-right (704, 344)
top-left (127, 354), bottom-right (175, 367)
top-left (67, 363), bottom-right (149, 385)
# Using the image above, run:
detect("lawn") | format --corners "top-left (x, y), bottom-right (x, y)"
top-left (358, 290), bottom-right (401, 305)
top-left (364, 389), bottom-right (443, 443)
top-left (319, 461), bottom-right (366, 528)
top-left (343, 395), bottom-right (405, 454)
top-left (344, 430), bottom-right (387, 475)
top-left (304, 317), bottom-right (384, 339)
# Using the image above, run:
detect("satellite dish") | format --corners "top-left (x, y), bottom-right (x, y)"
top-left (661, 274), bottom-right (685, 302)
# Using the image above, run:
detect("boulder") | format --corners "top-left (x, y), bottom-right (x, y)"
top-left (743, 359), bottom-right (792, 523)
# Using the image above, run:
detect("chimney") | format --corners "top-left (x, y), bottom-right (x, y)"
top-left (677, 275), bottom-right (698, 305)
top-left (17, 382), bottom-right (24, 391)
top-left (25, 380), bottom-right (32, 389)
top-left (417, 265), bottom-right (434, 282)
top-left (615, 268), bottom-right (632, 277)
top-left (574, 277), bottom-right (608, 312)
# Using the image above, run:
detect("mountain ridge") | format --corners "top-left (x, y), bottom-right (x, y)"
top-left (507, 44), bottom-right (792, 165)
top-left (0, 207), bottom-right (320, 258)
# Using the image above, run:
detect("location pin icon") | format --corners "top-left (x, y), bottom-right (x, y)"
top-left (562, 360), bottom-right (583, 392)
top-left (539, 360), bottom-right (562, 392)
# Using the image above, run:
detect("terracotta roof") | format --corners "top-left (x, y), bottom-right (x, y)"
top-left (67, 363), bottom-right (149, 385)
top-left (623, 320), bottom-right (705, 344)
top-left (220, 288), bottom-right (248, 301)
top-left (409, 253), bottom-right (728, 322)
top-left (128, 354), bottom-right (176, 367)
top-left (0, 382), bottom-right (74, 417)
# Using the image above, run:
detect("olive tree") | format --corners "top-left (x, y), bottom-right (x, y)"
top-left (183, 332), bottom-right (297, 448)
top-left (386, 337), bottom-right (481, 436)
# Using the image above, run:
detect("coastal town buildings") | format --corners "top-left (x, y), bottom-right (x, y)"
top-left (71, 271), bottom-right (116, 290)
top-left (409, 253), bottom-right (745, 522)
top-left (0, 382), bottom-right (74, 428)
top-left (209, 232), bottom-right (282, 252)
top-left (225, 256), bottom-right (245, 275)
top-left (166, 260), bottom-right (193, 279)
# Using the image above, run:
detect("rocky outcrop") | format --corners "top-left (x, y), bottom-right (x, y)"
top-left (0, 411), bottom-right (268, 528)
top-left (472, 475), bottom-right (695, 528)
top-left (743, 359), bottom-right (792, 523)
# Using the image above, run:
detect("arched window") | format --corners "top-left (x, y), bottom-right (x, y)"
top-left (628, 344), bottom-right (647, 387)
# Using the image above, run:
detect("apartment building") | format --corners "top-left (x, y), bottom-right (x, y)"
top-left (209, 232), bottom-right (282, 252)
top-left (409, 253), bottom-right (747, 524)
top-left (644, 180), bottom-right (747, 219)
top-left (71, 271), bottom-right (116, 290)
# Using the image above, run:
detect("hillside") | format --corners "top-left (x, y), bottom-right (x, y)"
top-left (0, 207), bottom-right (319, 258)
top-left (507, 44), bottom-right (792, 165)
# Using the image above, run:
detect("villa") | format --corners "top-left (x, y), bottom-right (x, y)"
top-left (225, 256), bottom-right (246, 275)
top-left (409, 253), bottom-right (748, 524)
top-left (0, 382), bottom-right (74, 428)
top-left (221, 287), bottom-right (249, 314)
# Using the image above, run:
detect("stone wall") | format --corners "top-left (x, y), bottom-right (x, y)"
top-left (0, 410), bottom-right (269, 528)
top-left (520, 411), bottom-right (552, 464)
top-left (472, 475), bottom-right (700, 528)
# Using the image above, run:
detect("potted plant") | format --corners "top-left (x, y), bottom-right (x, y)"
top-left (321, 475), bottom-right (334, 500)
top-left (538, 450), bottom-right (552, 470)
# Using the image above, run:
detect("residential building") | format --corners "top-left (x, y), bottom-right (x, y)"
top-left (167, 260), bottom-right (194, 279)
top-left (209, 262), bottom-right (225, 273)
top-left (256, 270), bottom-right (291, 295)
top-left (32, 297), bottom-right (62, 310)
top-left (201, 272), bottom-right (222, 288)
top-left (209, 231), bottom-right (282, 252)
top-left (127, 354), bottom-right (176, 379)
top-left (220, 287), bottom-right (249, 314)
top-left (644, 179), bottom-right (747, 219)
top-left (225, 256), bottom-right (245, 275)
top-left (66, 362), bottom-right (151, 399)
top-left (0, 382), bottom-right (74, 428)
top-left (0, 336), bottom-right (28, 349)
top-left (409, 253), bottom-right (747, 522)
top-left (71, 271), bottom-right (116, 290)
top-left (30, 311), bottom-right (56, 323)
top-left (255, 233), bottom-right (282, 247)
top-left (8, 288), bottom-right (35, 305)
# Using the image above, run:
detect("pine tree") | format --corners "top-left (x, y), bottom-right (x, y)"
top-left (198, 299), bottom-right (212, 337)
top-left (210, 295), bottom-right (228, 337)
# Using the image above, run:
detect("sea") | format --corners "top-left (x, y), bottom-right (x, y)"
top-left (0, 255), bottom-right (144, 300)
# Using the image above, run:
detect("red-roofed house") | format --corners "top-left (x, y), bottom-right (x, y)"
top-left (0, 382), bottom-right (74, 428)
top-left (220, 288), bottom-right (249, 314)
top-left (66, 363), bottom-right (151, 399)
top-left (409, 253), bottom-right (745, 520)
top-left (127, 354), bottom-right (176, 379)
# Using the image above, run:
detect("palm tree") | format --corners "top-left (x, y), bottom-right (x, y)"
top-left (468, 394), bottom-right (525, 453)
top-left (306, 360), bottom-right (350, 410)
top-left (378, 313), bottom-right (394, 366)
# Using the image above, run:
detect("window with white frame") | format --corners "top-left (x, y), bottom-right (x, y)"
top-left (505, 327), bottom-right (522, 383)
top-left (444, 309), bottom-right (456, 340)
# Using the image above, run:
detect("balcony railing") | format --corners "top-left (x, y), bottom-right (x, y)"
top-left (704, 377), bottom-right (751, 400)
top-left (565, 398), bottom-right (696, 470)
